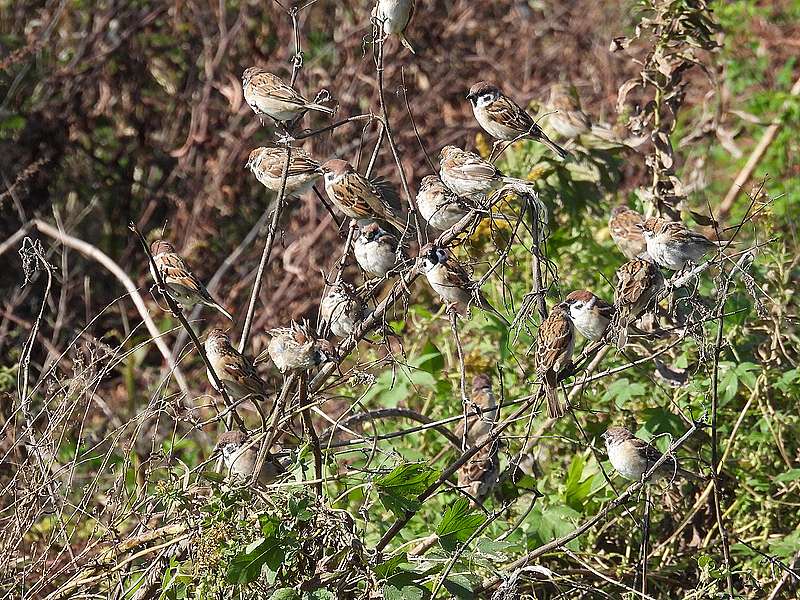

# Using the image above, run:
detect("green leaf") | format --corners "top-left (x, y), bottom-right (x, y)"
top-left (436, 498), bottom-right (486, 551)
top-left (769, 528), bottom-right (800, 558)
top-left (302, 590), bottom-right (336, 600)
top-left (443, 573), bottom-right (475, 598)
top-left (270, 590), bottom-right (301, 600)
top-left (226, 536), bottom-right (283, 585)
top-left (415, 341), bottom-right (444, 374)
top-left (564, 455), bottom-right (594, 510)
top-left (376, 463), bottom-right (439, 518)
top-left (776, 468), bottom-right (800, 483)
top-left (374, 553), bottom-right (408, 579)
top-left (602, 378), bottom-right (647, 408)
top-left (384, 573), bottom-right (431, 600)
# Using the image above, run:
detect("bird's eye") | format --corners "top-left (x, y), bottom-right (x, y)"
top-left (324, 172), bottom-right (336, 184)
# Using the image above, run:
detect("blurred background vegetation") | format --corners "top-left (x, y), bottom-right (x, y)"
top-left (1, 0), bottom-right (798, 598)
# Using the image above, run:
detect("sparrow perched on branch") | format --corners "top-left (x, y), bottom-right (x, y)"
top-left (255, 321), bottom-right (335, 373)
top-left (466, 82), bottom-right (569, 159)
top-left (320, 159), bottom-right (411, 232)
top-left (215, 431), bottom-right (290, 485)
top-left (246, 147), bottom-right (321, 197)
top-left (372, 0), bottom-right (416, 53)
top-left (354, 221), bottom-right (404, 278)
top-left (242, 67), bottom-right (334, 123)
top-left (608, 205), bottom-right (648, 260)
top-left (547, 83), bottom-right (591, 140)
top-left (419, 244), bottom-right (510, 325)
top-left (603, 426), bottom-right (700, 482)
top-left (535, 303), bottom-right (575, 419)
top-left (439, 145), bottom-right (519, 200)
top-left (639, 218), bottom-right (721, 271)
top-left (564, 289), bottom-right (614, 342)
top-left (457, 374), bottom-right (500, 503)
top-left (150, 240), bottom-right (233, 321)
top-left (204, 329), bottom-right (270, 401)
top-left (613, 258), bottom-right (665, 348)
top-left (415, 175), bottom-right (472, 231)
top-left (320, 281), bottom-right (367, 338)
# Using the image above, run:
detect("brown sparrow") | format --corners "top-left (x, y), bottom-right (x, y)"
top-left (535, 303), bottom-right (575, 419)
top-left (466, 82), bottom-right (568, 159)
top-left (639, 218), bottom-right (720, 271)
top-left (242, 67), bottom-right (334, 123)
top-left (457, 374), bottom-right (500, 502)
top-left (608, 205), bottom-right (648, 260)
top-left (204, 329), bottom-right (270, 400)
top-left (564, 289), bottom-right (614, 342)
top-left (603, 426), bottom-right (699, 482)
top-left (150, 240), bottom-right (233, 321)
top-left (415, 175), bottom-right (472, 231)
top-left (419, 244), bottom-right (510, 325)
top-left (320, 281), bottom-right (367, 338)
top-left (255, 321), bottom-right (335, 373)
top-left (320, 159), bottom-right (410, 232)
top-left (613, 258), bottom-right (665, 348)
top-left (246, 146), bottom-right (321, 197)
top-left (354, 221), bottom-right (404, 278)
top-left (215, 431), bottom-right (290, 485)
top-left (547, 83), bottom-right (591, 139)
top-left (438, 145), bottom-right (520, 200)
top-left (372, 0), bottom-right (416, 53)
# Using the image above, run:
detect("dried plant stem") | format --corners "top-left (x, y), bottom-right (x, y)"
top-left (299, 373), bottom-right (323, 497)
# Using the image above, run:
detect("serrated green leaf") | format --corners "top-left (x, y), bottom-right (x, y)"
top-left (374, 552), bottom-right (408, 579)
top-left (376, 463), bottom-right (439, 518)
top-left (384, 573), bottom-right (431, 600)
top-left (443, 573), bottom-right (475, 598)
top-left (776, 469), bottom-right (800, 483)
top-left (270, 589), bottom-right (301, 600)
top-left (436, 498), bottom-right (485, 551)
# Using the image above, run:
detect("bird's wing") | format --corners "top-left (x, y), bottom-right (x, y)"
top-left (485, 95), bottom-right (538, 134)
top-left (536, 312), bottom-right (572, 374)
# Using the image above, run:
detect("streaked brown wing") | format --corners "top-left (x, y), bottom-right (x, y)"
top-left (158, 254), bottom-right (204, 293)
top-left (486, 95), bottom-right (536, 133)
top-left (369, 175), bottom-right (402, 213)
top-left (536, 312), bottom-right (571, 373)
top-left (453, 153), bottom-right (498, 181)
top-left (251, 73), bottom-right (308, 107)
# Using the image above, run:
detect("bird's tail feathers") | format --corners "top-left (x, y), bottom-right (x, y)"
top-left (543, 372), bottom-right (565, 419)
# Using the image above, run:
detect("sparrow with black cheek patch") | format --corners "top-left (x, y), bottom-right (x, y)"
top-left (415, 175), bottom-right (472, 231)
top-left (320, 159), bottom-right (410, 232)
top-left (214, 431), bottom-right (291, 485)
top-left (535, 303), bottom-right (575, 419)
top-left (457, 374), bottom-right (500, 503)
top-left (438, 145), bottom-right (522, 201)
top-left (353, 221), bottom-right (404, 278)
top-left (372, 0), bottom-right (416, 53)
top-left (564, 289), bottom-right (614, 342)
top-left (255, 321), bottom-right (335, 373)
top-left (609, 205), bottom-right (648, 260)
top-left (419, 244), bottom-right (510, 325)
top-left (613, 258), bottom-right (665, 348)
top-left (246, 147), bottom-right (321, 197)
top-left (320, 282), bottom-right (367, 338)
top-left (150, 240), bottom-right (233, 321)
top-left (602, 426), bottom-right (700, 482)
top-left (204, 329), bottom-right (270, 401)
top-left (466, 81), bottom-right (569, 159)
top-left (242, 67), bottom-right (334, 123)
top-left (547, 83), bottom-right (591, 140)
top-left (639, 218), bottom-right (721, 271)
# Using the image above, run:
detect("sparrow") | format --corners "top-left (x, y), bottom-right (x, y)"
top-left (535, 303), bottom-right (575, 419)
top-left (602, 426), bottom-right (699, 482)
top-left (439, 145), bottom-right (519, 201)
top-left (255, 321), bottom-right (335, 373)
top-left (419, 244), bottom-right (510, 325)
top-left (564, 289), bottom-right (614, 342)
top-left (149, 240), bottom-right (233, 321)
top-left (639, 218), bottom-right (720, 271)
top-left (320, 159), bottom-right (410, 232)
top-left (353, 221), bottom-right (404, 278)
top-left (466, 81), bottom-right (569, 159)
top-left (415, 175), bottom-right (472, 231)
top-left (320, 281), bottom-right (367, 338)
top-left (204, 329), bottom-right (270, 400)
top-left (613, 258), bottom-right (665, 348)
top-left (246, 146), bottom-right (321, 197)
top-left (547, 83), bottom-right (591, 139)
top-left (372, 0), bottom-right (416, 53)
top-left (608, 205), bottom-right (648, 260)
top-left (457, 374), bottom-right (501, 503)
top-left (214, 431), bottom-right (290, 485)
top-left (242, 67), bottom-right (334, 123)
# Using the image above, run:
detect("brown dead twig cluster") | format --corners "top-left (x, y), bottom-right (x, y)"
top-left (0, 0), bottom-right (785, 598)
